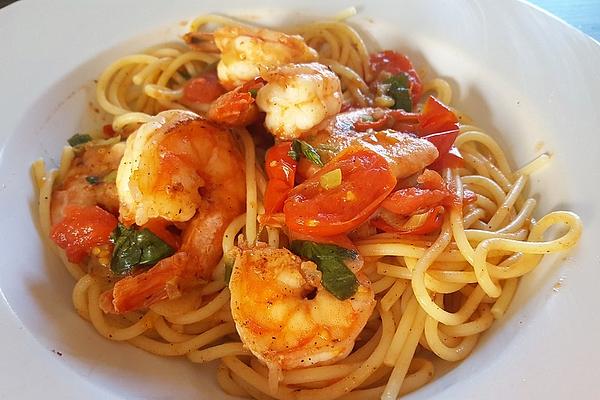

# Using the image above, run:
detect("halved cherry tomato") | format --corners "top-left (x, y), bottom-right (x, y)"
top-left (141, 218), bottom-right (181, 250)
top-left (417, 96), bottom-right (460, 165)
top-left (50, 205), bottom-right (118, 263)
top-left (182, 71), bottom-right (226, 103)
top-left (264, 142), bottom-right (297, 217)
top-left (382, 187), bottom-right (450, 216)
top-left (265, 142), bottom-right (296, 184)
top-left (382, 168), bottom-right (475, 213)
top-left (383, 169), bottom-right (452, 216)
top-left (284, 147), bottom-right (397, 236)
top-left (378, 168), bottom-right (476, 232)
top-left (264, 179), bottom-right (292, 218)
top-left (419, 96), bottom-right (459, 136)
top-left (370, 50), bottom-right (423, 104)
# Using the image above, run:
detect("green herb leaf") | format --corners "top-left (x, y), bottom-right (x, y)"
top-left (248, 88), bottom-right (258, 98)
top-left (290, 139), bottom-right (324, 167)
top-left (67, 133), bottom-right (92, 147)
top-left (85, 176), bottom-right (102, 185)
top-left (110, 224), bottom-right (175, 275)
top-left (384, 73), bottom-right (412, 112)
top-left (290, 240), bottom-right (358, 300)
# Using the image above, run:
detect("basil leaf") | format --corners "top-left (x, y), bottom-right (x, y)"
top-left (86, 176), bottom-right (101, 185)
top-left (290, 139), bottom-right (324, 167)
top-left (317, 257), bottom-right (360, 300)
top-left (248, 88), bottom-right (258, 98)
top-left (384, 73), bottom-right (412, 112)
top-left (110, 224), bottom-right (175, 275)
top-left (67, 133), bottom-right (92, 147)
top-left (290, 240), bottom-right (358, 300)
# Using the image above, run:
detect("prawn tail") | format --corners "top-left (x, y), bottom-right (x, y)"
top-left (101, 252), bottom-right (191, 314)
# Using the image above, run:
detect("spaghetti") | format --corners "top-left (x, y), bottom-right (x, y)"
top-left (33, 12), bottom-right (582, 400)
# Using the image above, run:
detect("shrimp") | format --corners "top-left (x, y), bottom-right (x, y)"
top-left (116, 110), bottom-right (245, 226)
top-left (255, 62), bottom-right (343, 140)
top-left (185, 26), bottom-right (318, 90)
top-left (101, 110), bottom-right (246, 314)
top-left (229, 244), bottom-right (375, 371)
top-left (51, 142), bottom-right (124, 225)
top-left (301, 107), bottom-right (438, 179)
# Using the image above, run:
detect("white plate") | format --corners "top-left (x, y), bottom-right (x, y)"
top-left (1, 0), bottom-right (599, 398)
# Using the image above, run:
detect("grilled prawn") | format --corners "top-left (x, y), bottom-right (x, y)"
top-left (185, 25), bottom-right (318, 90)
top-left (229, 244), bottom-right (375, 371)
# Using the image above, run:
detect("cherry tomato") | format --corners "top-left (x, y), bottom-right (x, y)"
top-left (382, 187), bottom-right (450, 216)
top-left (265, 142), bottom-right (296, 184)
top-left (418, 96), bottom-right (459, 136)
top-left (284, 147), bottom-right (396, 236)
top-left (264, 179), bottom-right (292, 217)
top-left (370, 50), bottom-right (423, 104)
top-left (182, 71), bottom-right (226, 103)
top-left (264, 142), bottom-right (297, 217)
top-left (50, 205), bottom-right (118, 263)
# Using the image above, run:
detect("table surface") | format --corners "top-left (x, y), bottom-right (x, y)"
top-left (532, 0), bottom-right (600, 40)
top-left (0, 0), bottom-right (599, 40)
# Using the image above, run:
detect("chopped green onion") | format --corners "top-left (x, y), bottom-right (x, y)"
top-left (289, 139), bottom-right (324, 167)
top-left (319, 168), bottom-right (342, 190)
